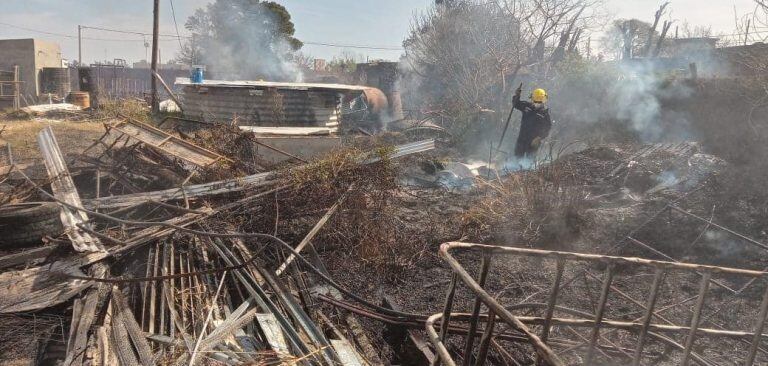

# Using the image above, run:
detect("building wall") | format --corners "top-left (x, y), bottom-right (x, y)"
top-left (32, 39), bottom-right (63, 96)
top-left (0, 38), bottom-right (62, 100)
top-left (0, 39), bottom-right (36, 99)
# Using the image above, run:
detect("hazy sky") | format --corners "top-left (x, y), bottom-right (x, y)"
top-left (0, 0), bottom-right (761, 65)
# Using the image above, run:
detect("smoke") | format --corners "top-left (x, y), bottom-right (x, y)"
top-left (188, 1), bottom-right (303, 82)
top-left (540, 58), bottom-right (703, 147)
top-left (200, 36), bottom-right (303, 82)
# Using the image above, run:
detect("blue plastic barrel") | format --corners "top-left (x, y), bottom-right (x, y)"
top-left (191, 65), bottom-right (205, 84)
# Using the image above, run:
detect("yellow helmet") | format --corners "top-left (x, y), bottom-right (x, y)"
top-left (532, 88), bottom-right (548, 103)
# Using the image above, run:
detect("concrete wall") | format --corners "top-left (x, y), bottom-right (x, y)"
top-left (0, 38), bottom-right (62, 100)
top-left (32, 39), bottom-right (63, 96)
top-left (0, 39), bottom-right (35, 99)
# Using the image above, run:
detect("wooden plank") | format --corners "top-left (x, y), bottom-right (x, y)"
top-left (110, 211), bottom-right (210, 257)
top-left (331, 339), bottom-right (366, 366)
top-left (37, 126), bottom-right (104, 253)
top-left (63, 287), bottom-right (101, 365)
top-left (0, 252), bottom-right (106, 313)
top-left (84, 172), bottom-right (274, 210)
top-left (255, 313), bottom-right (290, 355)
top-left (84, 139), bottom-right (435, 210)
top-left (111, 287), bottom-right (155, 366)
top-left (111, 117), bottom-right (231, 167)
top-left (0, 245), bottom-right (56, 270)
top-left (239, 126), bottom-right (338, 136)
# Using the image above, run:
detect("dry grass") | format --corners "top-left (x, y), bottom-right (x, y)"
top-left (463, 163), bottom-right (588, 248)
top-left (0, 119), bottom-right (106, 164)
top-left (96, 98), bottom-right (151, 123)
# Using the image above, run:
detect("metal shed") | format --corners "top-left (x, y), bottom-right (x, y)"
top-left (177, 78), bottom-right (371, 127)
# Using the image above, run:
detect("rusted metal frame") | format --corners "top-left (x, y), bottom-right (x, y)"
top-left (682, 271), bottom-right (712, 366)
top-left (670, 205), bottom-right (768, 252)
top-left (556, 325), bottom-right (615, 361)
top-left (449, 243), bottom-right (768, 278)
top-left (462, 254), bottom-right (493, 366)
top-left (253, 138), bottom-right (309, 163)
top-left (583, 270), bottom-right (674, 325)
top-left (632, 268), bottom-right (666, 366)
top-left (474, 311), bottom-right (497, 366)
top-left (381, 295), bottom-right (437, 364)
top-left (745, 279), bottom-right (768, 365)
top-left (575, 269), bottom-right (683, 357)
top-left (535, 258), bottom-right (566, 365)
top-left (427, 313), bottom-right (459, 366)
top-left (584, 264), bottom-right (616, 365)
top-left (431, 273), bottom-right (459, 366)
top-left (438, 243), bottom-right (768, 364)
top-left (540, 259), bottom-right (565, 343)
top-left (439, 245), bottom-right (565, 366)
top-left (627, 236), bottom-right (738, 293)
top-left (505, 314), bottom-right (768, 340)
top-left (492, 339), bottom-right (525, 366)
top-left (323, 295), bottom-right (590, 348)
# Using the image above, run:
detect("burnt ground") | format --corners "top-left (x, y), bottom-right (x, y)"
top-left (317, 142), bottom-right (768, 365)
top-left (2, 109), bottom-right (768, 365)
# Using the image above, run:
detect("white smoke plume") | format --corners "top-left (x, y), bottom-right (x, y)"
top-left (184, 1), bottom-right (304, 82)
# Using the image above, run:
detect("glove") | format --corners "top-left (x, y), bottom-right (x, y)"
top-left (515, 83), bottom-right (523, 97)
top-left (531, 137), bottom-right (542, 149)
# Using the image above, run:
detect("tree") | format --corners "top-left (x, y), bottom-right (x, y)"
top-left (602, 19), bottom-right (655, 60)
top-left (177, 0), bottom-right (303, 81)
top-left (403, 0), bottom-right (604, 124)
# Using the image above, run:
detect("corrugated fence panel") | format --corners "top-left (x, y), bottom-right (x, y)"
top-left (182, 86), bottom-right (341, 126)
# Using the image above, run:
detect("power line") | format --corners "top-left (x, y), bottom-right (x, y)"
top-left (0, 21), bottom-right (181, 42)
top-left (1, 20), bottom-right (403, 51)
top-left (168, 0), bottom-right (185, 49)
top-left (80, 25), bottom-right (190, 39)
top-left (303, 41), bottom-right (402, 51)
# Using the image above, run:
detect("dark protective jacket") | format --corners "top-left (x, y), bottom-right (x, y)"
top-left (513, 94), bottom-right (553, 158)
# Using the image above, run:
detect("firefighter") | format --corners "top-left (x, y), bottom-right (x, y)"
top-left (513, 84), bottom-right (552, 158)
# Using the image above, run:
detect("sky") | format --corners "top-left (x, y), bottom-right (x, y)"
top-left (0, 0), bottom-right (762, 65)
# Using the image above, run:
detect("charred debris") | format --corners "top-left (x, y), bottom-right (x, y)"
top-left (0, 77), bottom-right (768, 366)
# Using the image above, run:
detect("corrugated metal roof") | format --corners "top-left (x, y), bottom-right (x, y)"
top-left (176, 77), bottom-right (370, 91)
top-left (182, 86), bottom-right (340, 126)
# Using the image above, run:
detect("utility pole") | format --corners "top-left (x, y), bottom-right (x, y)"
top-left (151, 0), bottom-right (160, 113)
top-left (78, 25), bottom-right (82, 65)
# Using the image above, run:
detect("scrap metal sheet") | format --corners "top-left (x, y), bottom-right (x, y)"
top-left (111, 117), bottom-right (230, 167)
top-left (38, 126), bottom-right (104, 252)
